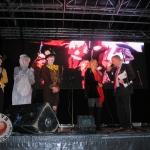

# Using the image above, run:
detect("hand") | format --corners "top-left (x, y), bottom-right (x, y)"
top-left (106, 66), bottom-right (112, 72)
top-left (119, 79), bottom-right (124, 84)
top-left (52, 87), bottom-right (59, 93)
top-left (40, 80), bottom-right (44, 85)
top-left (98, 83), bottom-right (103, 87)
top-left (96, 66), bottom-right (102, 71)
top-left (29, 67), bottom-right (34, 72)
top-left (19, 70), bottom-right (24, 75)
top-left (19, 69), bottom-right (28, 75)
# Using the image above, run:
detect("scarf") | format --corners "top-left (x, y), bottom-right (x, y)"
top-left (46, 64), bottom-right (59, 72)
top-left (94, 70), bottom-right (105, 104)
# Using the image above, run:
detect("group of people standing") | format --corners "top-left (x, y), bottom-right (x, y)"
top-left (0, 49), bottom-right (61, 116)
top-left (0, 51), bottom-right (136, 132)
top-left (84, 55), bottom-right (135, 131)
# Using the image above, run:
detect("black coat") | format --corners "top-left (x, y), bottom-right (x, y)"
top-left (84, 68), bottom-right (100, 98)
top-left (41, 64), bottom-right (61, 104)
top-left (107, 63), bottom-right (136, 95)
top-left (31, 63), bottom-right (43, 89)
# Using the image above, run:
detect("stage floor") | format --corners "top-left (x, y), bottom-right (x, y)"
top-left (1, 127), bottom-right (150, 150)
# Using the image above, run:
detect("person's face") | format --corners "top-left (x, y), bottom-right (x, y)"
top-left (102, 60), bottom-right (111, 68)
top-left (47, 56), bottom-right (55, 64)
top-left (80, 62), bottom-right (86, 70)
top-left (93, 61), bottom-right (98, 69)
top-left (25, 58), bottom-right (30, 67)
top-left (44, 50), bottom-right (51, 55)
top-left (38, 59), bottom-right (46, 64)
top-left (112, 57), bottom-right (120, 67)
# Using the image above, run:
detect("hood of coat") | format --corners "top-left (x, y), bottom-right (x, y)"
top-left (19, 54), bottom-right (30, 70)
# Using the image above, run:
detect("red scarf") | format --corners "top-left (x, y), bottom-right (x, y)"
top-left (94, 70), bottom-right (105, 104)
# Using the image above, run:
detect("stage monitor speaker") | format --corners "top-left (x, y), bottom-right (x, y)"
top-left (77, 115), bottom-right (96, 133)
top-left (4, 102), bottom-right (59, 134)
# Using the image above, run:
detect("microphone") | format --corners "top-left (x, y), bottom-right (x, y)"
top-left (110, 64), bottom-right (117, 70)
top-left (110, 64), bottom-right (114, 67)
top-left (129, 80), bottom-right (133, 84)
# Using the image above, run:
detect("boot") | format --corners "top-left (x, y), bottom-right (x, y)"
top-left (88, 107), bottom-right (94, 116)
top-left (96, 107), bottom-right (102, 131)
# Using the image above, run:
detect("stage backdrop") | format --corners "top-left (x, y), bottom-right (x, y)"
top-left (1, 40), bottom-right (148, 89)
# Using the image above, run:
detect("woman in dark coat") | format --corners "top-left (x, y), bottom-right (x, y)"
top-left (31, 53), bottom-right (46, 103)
top-left (84, 59), bottom-right (104, 131)
top-left (41, 53), bottom-right (61, 115)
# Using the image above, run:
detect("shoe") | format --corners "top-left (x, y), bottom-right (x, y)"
top-left (114, 127), bottom-right (125, 131)
top-left (96, 126), bottom-right (103, 132)
top-left (125, 127), bottom-right (132, 132)
top-left (118, 127), bottom-right (124, 130)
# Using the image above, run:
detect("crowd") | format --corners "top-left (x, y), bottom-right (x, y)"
top-left (0, 46), bottom-right (136, 132)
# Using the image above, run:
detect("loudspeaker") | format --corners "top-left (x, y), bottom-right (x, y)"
top-left (77, 115), bottom-right (96, 133)
top-left (4, 102), bottom-right (59, 134)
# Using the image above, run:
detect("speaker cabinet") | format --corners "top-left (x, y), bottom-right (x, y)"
top-left (4, 102), bottom-right (59, 134)
top-left (77, 115), bottom-right (96, 133)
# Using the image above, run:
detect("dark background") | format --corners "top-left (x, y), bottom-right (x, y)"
top-left (0, 39), bottom-right (150, 125)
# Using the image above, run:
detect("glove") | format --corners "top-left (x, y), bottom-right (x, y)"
top-left (29, 67), bottom-right (34, 72)
top-left (19, 70), bottom-right (23, 75)
top-left (19, 70), bottom-right (27, 75)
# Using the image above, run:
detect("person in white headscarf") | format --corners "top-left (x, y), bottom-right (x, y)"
top-left (12, 54), bottom-right (35, 105)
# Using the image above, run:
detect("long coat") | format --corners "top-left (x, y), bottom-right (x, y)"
top-left (41, 64), bottom-right (61, 105)
top-left (31, 63), bottom-right (43, 89)
top-left (12, 67), bottom-right (35, 105)
top-left (84, 68), bottom-right (100, 98)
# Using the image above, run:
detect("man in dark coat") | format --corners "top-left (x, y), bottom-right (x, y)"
top-left (106, 55), bottom-right (136, 131)
top-left (41, 53), bottom-right (61, 115)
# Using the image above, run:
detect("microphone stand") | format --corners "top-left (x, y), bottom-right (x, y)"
top-left (91, 49), bottom-right (93, 60)
top-left (69, 72), bottom-right (75, 131)
top-left (137, 70), bottom-right (143, 89)
top-left (89, 41), bottom-right (93, 60)
top-left (70, 75), bottom-right (74, 127)
top-left (39, 41), bottom-right (43, 53)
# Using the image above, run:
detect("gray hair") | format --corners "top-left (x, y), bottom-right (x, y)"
top-left (112, 55), bottom-right (122, 61)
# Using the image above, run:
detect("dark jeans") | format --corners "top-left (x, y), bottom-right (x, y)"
top-left (0, 88), bottom-right (4, 113)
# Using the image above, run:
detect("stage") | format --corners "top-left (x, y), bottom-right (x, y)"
top-left (1, 89), bottom-right (150, 150)
top-left (1, 127), bottom-right (150, 150)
